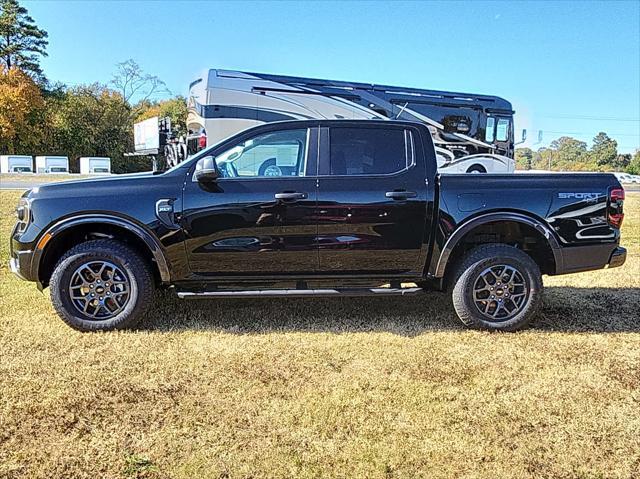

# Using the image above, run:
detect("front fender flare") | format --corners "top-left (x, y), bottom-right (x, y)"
top-left (32, 214), bottom-right (171, 284)
top-left (433, 212), bottom-right (562, 278)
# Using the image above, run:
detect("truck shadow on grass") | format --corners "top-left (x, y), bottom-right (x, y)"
top-left (139, 287), bottom-right (640, 335)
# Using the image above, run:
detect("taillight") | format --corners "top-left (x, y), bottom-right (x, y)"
top-left (198, 133), bottom-right (207, 149)
top-left (608, 187), bottom-right (625, 229)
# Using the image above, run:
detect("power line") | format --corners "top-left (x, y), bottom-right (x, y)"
top-left (538, 115), bottom-right (640, 122)
top-left (542, 130), bottom-right (640, 137)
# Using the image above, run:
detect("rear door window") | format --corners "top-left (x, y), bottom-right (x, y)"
top-left (328, 127), bottom-right (409, 176)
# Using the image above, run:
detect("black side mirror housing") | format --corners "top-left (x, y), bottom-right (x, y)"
top-left (194, 156), bottom-right (219, 183)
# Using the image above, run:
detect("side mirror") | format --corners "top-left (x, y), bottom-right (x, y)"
top-left (521, 129), bottom-right (527, 142)
top-left (194, 156), bottom-right (219, 182)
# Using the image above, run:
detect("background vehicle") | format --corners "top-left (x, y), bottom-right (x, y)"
top-left (613, 172), bottom-right (633, 184)
top-left (1, 155), bottom-right (34, 173)
top-left (79, 157), bottom-right (111, 174)
top-left (186, 69), bottom-right (523, 174)
top-left (35, 156), bottom-right (70, 174)
top-left (10, 120), bottom-right (625, 332)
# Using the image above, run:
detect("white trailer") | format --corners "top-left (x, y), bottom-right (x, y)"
top-left (0, 155), bottom-right (33, 173)
top-left (35, 156), bottom-right (69, 174)
top-left (79, 157), bottom-right (111, 174)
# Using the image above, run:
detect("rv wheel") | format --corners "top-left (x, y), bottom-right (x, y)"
top-left (467, 165), bottom-right (487, 174)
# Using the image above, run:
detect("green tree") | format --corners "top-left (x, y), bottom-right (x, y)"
top-left (41, 84), bottom-right (143, 173)
top-left (549, 136), bottom-right (587, 169)
top-left (533, 147), bottom-right (555, 170)
top-left (515, 147), bottom-right (533, 170)
top-left (588, 132), bottom-right (618, 170)
top-left (135, 96), bottom-right (188, 136)
top-left (0, 0), bottom-right (48, 81)
top-left (613, 153), bottom-right (631, 170)
top-left (627, 149), bottom-right (640, 175)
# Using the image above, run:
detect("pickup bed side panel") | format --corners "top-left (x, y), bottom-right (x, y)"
top-left (430, 173), bottom-right (622, 277)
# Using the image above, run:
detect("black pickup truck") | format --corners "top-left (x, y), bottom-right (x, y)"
top-left (10, 120), bottom-right (626, 332)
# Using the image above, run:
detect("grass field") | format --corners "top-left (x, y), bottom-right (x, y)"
top-left (1, 189), bottom-right (639, 479)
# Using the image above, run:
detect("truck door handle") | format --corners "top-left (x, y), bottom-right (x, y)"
top-left (385, 190), bottom-right (417, 200)
top-left (274, 191), bottom-right (307, 201)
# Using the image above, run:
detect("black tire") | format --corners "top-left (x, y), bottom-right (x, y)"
top-left (451, 244), bottom-right (542, 331)
top-left (466, 164), bottom-right (487, 173)
top-left (258, 158), bottom-right (277, 176)
top-left (50, 239), bottom-right (154, 332)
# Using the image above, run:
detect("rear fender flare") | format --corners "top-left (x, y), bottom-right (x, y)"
top-left (433, 212), bottom-right (562, 278)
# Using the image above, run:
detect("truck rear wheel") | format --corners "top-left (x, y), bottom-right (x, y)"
top-left (451, 244), bottom-right (542, 331)
top-left (50, 240), bottom-right (154, 332)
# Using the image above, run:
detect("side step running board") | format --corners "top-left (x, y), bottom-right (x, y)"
top-left (176, 287), bottom-right (423, 299)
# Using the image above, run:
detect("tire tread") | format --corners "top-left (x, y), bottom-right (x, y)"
top-left (451, 243), bottom-right (542, 332)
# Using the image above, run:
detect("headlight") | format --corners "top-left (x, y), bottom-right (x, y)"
top-left (15, 198), bottom-right (31, 232)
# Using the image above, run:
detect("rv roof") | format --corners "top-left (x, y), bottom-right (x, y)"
top-left (206, 69), bottom-right (513, 112)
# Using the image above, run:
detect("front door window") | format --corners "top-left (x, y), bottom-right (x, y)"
top-left (214, 129), bottom-right (309, 178)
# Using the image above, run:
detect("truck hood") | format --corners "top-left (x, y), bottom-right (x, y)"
top-left (27, 171), bottom-right (168, 199)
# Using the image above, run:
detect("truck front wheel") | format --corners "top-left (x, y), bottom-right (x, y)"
top-left (50, 240), bottom-right (155, 332)
top-left (451, 244), bottom-right (542, 331)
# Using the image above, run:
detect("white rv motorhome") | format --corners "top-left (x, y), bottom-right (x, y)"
top-left (35, 156), bottom-right (69, 174)
top-left (186, 69), bottom-right (519, 174)
top-left (0, 155), bottom-right (33, 173)
top-left (79, 157), bottom-right (111, 174)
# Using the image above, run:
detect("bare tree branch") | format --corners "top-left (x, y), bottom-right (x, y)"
top-left (111, 59), bottom-right (171, 104)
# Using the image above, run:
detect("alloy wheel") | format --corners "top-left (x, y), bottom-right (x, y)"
top-left (472, 264), bottom-right (529, 321)
top-left (68, 260), bottom-right (130, 320)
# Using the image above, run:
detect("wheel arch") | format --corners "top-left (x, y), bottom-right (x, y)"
top-left (466, 164), bottom-right (487, 173)
top-left (434, 212), bottom-right (562, 279)
top-left (33, 215), bottom-right (171, 288)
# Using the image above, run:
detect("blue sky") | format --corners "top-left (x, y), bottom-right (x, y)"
top-left (24, 0), bottom-right (640, 153)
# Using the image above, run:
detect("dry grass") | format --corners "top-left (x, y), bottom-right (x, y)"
top-left (1, 190), bottom-right (639, 479)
